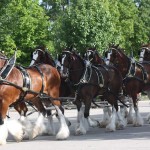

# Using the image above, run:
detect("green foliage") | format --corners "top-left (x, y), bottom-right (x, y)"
top-left (0, 0), bottom-right (50, 65)
top-left (51, 0), bottom-right (114, 54)
top-left (131, 0), bottom-right (150, 55)
top-left (0, 0), bottom-right (149, 63)
top-left (110, 0), bottom-right (138, 52)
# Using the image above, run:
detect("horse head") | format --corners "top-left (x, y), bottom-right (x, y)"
top-left (60, 48), bottom-right (84, 81)
top-left (30, 46), bottom-right (55, 67)
top-left (84, 47), bottom-right (105, 65)
top-left (139, 43), bottom-right (150, 62)
top-left (105, 44), bottom-right (130, 78)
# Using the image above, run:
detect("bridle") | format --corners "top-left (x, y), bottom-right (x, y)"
top-left (31, 49), bottom-right (45, 62)
top-left (60, 51), bottom-right (88, 85)
top-left (106, 47), bottom-right (135, 79)
top-left (139, 47), bottom-right (150, 62)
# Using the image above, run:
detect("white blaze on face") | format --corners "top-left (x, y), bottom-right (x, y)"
top-left (87, 51), bottom-right (91, 57)
top-left (60, 54), bottom-right (66, 75)
top-left (29, 51), bottom-right (39, 66)
top-left (106, 51), bottom-right (112, 65)
top-left (139, 49), bottom-right (145, 62)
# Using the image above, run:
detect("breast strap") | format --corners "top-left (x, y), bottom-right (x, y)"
top-left (16, 66), bottom-right (31, 90)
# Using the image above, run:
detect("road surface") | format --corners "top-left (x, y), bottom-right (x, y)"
top-left (1, 100), bottom-right (150, 150)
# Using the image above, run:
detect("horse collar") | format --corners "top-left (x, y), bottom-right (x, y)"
top-left (0, 54), bottom-right (16, 80)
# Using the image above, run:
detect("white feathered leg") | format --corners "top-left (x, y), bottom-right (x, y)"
top-left (106, 107), bottom-right (116, 132)
top-left (146, 91), bottom-right (150, 123)
top-left (55, 106), bottom-right (70, 140)
top-left (29, 113), bottom-right (46, 139)
top-left (0, 119), bottom-right (8, 145)
top-left (7, 119), bottom-right (24, 142)
top-left (46, 115), bottom-right (55, 135)
top-left (116, 111), bottom-right (127, 130)
top-left (75, 106), bottom-right (89, 135)
top-left (133, 107), bottom-right (143, 126)
top-left (100, 107), bottom-right (111, 128)
top-left (18, 116), bottom-right (33, 140)
top-left (87, 117), bottom-right (99, 127)
top-left (127, 105), bottom-right (134, 124)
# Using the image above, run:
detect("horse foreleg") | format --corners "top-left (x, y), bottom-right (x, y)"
top-left (146, 91), bottom-right (150, 123)
top-left (54, 105), bottom-right (70, 140)
top-left (44, 110), bottom-right (55, 136)
top-left (14, 102), bottom-right (34, 140)
top-left (85, 99), bottom-right (99, 128)
top-left (0, 100), bottom-right (24, 145)
top-left (29, 99), bottom-right (47, 139)
top-left (99, 107), bottom-right (111, 128)
top-left (132, 95), bottom-right (143, 126)
top-left (106, 106), bottom-right (116, 132)
top-left (0, 118), bottom-right (8, 145)
top-left (122, 96), bottom-right (134, 124)
top-left (56, 105), bottom-right (71, 127)
top-left (75, 104), bottom-right (88, 135)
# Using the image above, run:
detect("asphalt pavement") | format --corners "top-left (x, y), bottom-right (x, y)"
top-left (1, 100), bottom-right (150, 150)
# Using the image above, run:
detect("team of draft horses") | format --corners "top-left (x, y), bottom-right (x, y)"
top-left (0, 43), bottom-right (150, 145)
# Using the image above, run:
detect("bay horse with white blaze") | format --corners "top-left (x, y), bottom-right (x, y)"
top-left (59, 47), bottom-right (126, 135)
top-left (105, 44), bottom-right (150, 126)
top-left (139, 43), bottom-right (150, 62)
top-left (0, 51), bottom-right (69, 145)
top-left (84, 47), bottom-right (129, 126)
top-left (30, 46), bottom-right (74, 126)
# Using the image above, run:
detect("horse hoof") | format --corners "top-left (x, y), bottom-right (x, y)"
top-left (74, 129), bottom-right (86, 136)
top-left (133, 124), bottom-right (142, 127)
top-left (99, 122), bottom-right (107, 128)
top-left (96, 121), bottom-right (101, 127)
top-left (105, 125), bottom-right (116, 132)
top-left (116, 124), bottom-right (124, 130)
top-left (105, 128), bottom-right (115, 132)
top-left (67, 121), bottom-right (71, 127)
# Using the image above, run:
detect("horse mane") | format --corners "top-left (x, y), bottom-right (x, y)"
top-left (110, 44), bottom-right (127, 56)
top-left (63, 47), bottom-right (84, 66)
top-left (142, 43), bottom-right (150, 48)
top-left (35, 45), bottom-right (55, 66)
top-left (86, 47), bottom-right (96, 51)
top-left (0, 51), bottom-right (7, 58)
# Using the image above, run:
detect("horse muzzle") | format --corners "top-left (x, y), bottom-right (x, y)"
top-left (60, 67), bottom-right (69, 78)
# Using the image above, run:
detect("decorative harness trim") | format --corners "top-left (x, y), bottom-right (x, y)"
top-left (63, 51), bottom-right (104, 88)
top-left (109, 48), bottom-right (148, 82)
top-left (16, 66), bottom-right (31, 90)
top-left (0, 52), bottom-right (16, 79)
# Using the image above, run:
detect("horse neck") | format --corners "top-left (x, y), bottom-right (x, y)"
top-left (69, 56), bottom-right (85, 84)
top-left (45, 55), bottom-right (55, 67)
top-left (37, 52), bottom-right (55, 67)
top-left (115, 51), bottom-right (130, 78)
top-left (94, 54), bottom-right (104, 65)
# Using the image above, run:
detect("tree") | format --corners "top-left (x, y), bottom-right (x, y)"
top-left (0, 0), bottom-right (50, 65)
top-left (114, 0), bottom-right (138, 52)
top-left (131, 0), bottom-right (150, 54)
top-left (51, 0), bottom-right (114, 54)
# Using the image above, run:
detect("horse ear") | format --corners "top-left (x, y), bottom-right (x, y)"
top-left (30, 52), bottom-right (33, 58)
top-left (104, 51), bottom-right (108, 58)
top-left (71, 54), bottom-right (76, 60)
top-left (138, 50), bottom-right (141, 56)
top-left (69, 45), bottom-right (73, 51)
top-left (116, 44), bottom-right (119, 48)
